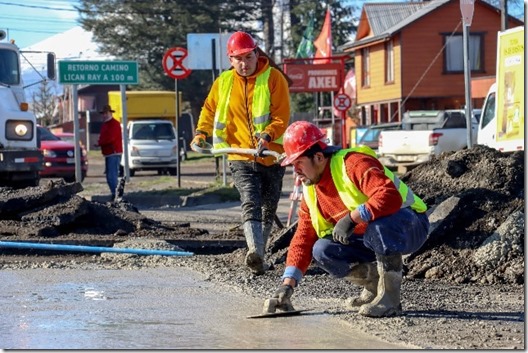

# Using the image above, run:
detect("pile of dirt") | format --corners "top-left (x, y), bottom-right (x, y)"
top-left (401, 145), bottom-right (524, 285)
top-left (0, 179), bottom-right (208, 242)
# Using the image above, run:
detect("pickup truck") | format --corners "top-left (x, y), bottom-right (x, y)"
top-left (377, 109), bottom-right (478, 170)
top-left (358, 122), bottom-right (402, 153)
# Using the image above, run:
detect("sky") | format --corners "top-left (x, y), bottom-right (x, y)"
top-left (0, 0), bottom-right (80, 49)
top-left (2, 0), bottom-right (524, 49)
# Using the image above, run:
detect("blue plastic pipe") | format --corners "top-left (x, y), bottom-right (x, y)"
top-left (0, 241), bottom-right (194, 257)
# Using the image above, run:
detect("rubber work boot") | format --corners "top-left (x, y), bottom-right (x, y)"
top-left (344, 262), bottom-right (379, 308)
top-left (243, 220), bottom-right (267, 275)
top-left (262, 221), bottom-right (273, 251)
top-left (358, 254), bottom-right (403, 318)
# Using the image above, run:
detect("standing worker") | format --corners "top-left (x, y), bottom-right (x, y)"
top-left (97, 105), bottom-right (123, 201)
top-left (266, 121), bottom-right (430, 317)
top-left (191, 31), bottom-right (290, 275)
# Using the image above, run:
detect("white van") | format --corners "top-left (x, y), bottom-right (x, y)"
top-left (478, 83), bottom-right (524, 152)
top-left (120, 119), bottom-right (178, 177)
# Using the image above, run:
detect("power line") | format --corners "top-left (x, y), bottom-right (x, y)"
top-left (0, 1), bottom-right (76, 12)
top-left (0, 14), bottom-right (77, 25)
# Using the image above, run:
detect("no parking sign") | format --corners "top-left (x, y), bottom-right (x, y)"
top-left (334, 93), bottom-right (351, 112)
top-left (163, 47), bottom-right (192, 79)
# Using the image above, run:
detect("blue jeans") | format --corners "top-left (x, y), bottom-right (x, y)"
top-left (312, 207), bottom-right (430, 278)
top-left (104, 154), bottom-right (121, 198)
top-left (229, 161), bottom-right (285, 225)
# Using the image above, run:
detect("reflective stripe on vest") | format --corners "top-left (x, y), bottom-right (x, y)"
top-left (303, 145), bottom-right (428, 238)
top-left (212, 67), bottom-right (282, 149)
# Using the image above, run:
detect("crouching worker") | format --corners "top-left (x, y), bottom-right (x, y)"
top-left (267, 121), bottom-right (430, 318)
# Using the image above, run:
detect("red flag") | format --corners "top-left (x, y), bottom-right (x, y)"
top-left (314, 8), bottom-right (332, 64)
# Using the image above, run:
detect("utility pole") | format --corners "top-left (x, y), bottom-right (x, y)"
top-left (280, 0), bottom-right (284, 62)
top-left (501, 0), bottom-right (508, 31)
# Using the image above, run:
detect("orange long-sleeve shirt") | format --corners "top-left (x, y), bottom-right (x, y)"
top-left (196, 56), bottom-right (290, 167)
top-left (286, 151), bottom-right (403, 275)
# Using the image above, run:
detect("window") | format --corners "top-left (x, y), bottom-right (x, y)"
top-left (0, 48), bottom-right (20, 85)
top-left (385, 40), bottom-right (394, 83)
top-left (132, 125), bottom-right (154, 140)
top-left (444, 33), bottom-right (483, 72)
top-left (442, 113), bottom-right (466, 128)
top-left (362, 47), bottom-right (370, 87)
top-left (480, 91), bottom-right (496, 129)
top-left (154, 124), bottom-right (175, 140)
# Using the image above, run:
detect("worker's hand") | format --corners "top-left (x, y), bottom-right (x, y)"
top-left (255, 133), bottom-right (271, 157)
top-left (332, 213), bottom-right (357, 245)
top-left (267, 284), bottom-right (294, 312)
top-left (263, 284), bottom-right (295, 314)
top-left (190, 133), bottom-right (206, 151)
top-left (255, 138), bottom-right (270, 157)
top-left (273, 284), bottom-right (294, 304)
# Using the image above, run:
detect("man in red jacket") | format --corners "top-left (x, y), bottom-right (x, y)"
top-left (267, 121), bottom-right (430, 317)
top-left (97, 105), bottom-right (123, 200)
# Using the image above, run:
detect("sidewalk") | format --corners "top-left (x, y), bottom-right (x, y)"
top-left (84, 153), bottom-right (301, 225)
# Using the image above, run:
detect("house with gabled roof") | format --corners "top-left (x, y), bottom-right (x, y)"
top-left (338, 0), bottom-right (523, 125)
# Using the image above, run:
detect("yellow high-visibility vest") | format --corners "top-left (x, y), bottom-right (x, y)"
top-left (212, 68), bottom-right (283, 149)
top-left (303, 145), bottom-right (427, 238)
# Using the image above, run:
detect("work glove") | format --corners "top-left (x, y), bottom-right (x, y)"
top-left (190, 133), bottom-right (206, 151)
top-left (271, 284), bottom-right (295, 311)
top-left (332, 213), bottom-right (358, 245)
top-left (255, 133), bottom-right (271, 157)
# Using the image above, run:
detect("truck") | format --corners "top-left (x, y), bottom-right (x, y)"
top-left (477, 26), bottom-right (524, 152)
top-left (377, 109), bottom-right (478, 171)
top-left (107, 90), bottom-right (192, 177)
top-left (0, 30), bottom-right (55, 187)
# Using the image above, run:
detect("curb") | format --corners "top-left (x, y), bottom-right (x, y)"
top-left (88, 194), bottom-right (224, 208)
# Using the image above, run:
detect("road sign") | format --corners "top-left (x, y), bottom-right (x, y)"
top-left (460, 0), bottom-right (475, 26)
top-left (163, 47), bottom-right (191, 79)
top-left (58, 60), bottom-right (138, 84)
top-left (187, 33), bottom-right (233, 70)
top-left (334, 93), bottom-right (352, 112)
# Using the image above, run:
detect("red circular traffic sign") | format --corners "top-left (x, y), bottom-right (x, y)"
top-left (163, 47), bottom-right (191, 79)
top-left (334, 93), bottom-right (352, 112)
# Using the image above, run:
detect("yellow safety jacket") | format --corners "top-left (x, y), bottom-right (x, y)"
top-left (303, 145), bottom-right (428, 238)
top-left (213, 67), bottom-right (282, 149)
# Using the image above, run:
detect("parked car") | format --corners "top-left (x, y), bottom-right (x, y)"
top-left (36, 126), bottom-right (88, 182)
top-left (54, 131), bottom-right (88, 156)
top-left (358, 122), bottom-right (402, 152)
top-left (472, 108), bottom-right (482, 123)
top-left (378, 110), bottom-right (478, 170)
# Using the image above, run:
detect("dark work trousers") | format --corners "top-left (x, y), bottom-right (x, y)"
top-left (312, 207), bottom-right (430, 278)
top-left (229, 161), bottom-right (286, 226)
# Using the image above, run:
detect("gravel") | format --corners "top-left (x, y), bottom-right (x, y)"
top-left (0, 145), bottom-right (524, 349)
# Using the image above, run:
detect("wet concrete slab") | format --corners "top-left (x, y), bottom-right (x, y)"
top-left (0, 267), bottom-right (416, 350)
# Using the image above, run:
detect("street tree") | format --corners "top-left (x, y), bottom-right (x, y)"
top-left (32, 79), bottom-right (57, 127)
top-left (76, 0), bottom-right (359, 118)
top-left (76, 0), bottom-right (260, 119)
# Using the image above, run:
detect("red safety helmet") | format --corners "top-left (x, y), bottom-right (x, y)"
top-left (227, 31), bottom-right (257, 56)
top-left (281, 121), bottom-right (328, 166)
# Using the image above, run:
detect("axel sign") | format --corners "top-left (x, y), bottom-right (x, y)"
top-left (285, 63), bottom-right (342, 93)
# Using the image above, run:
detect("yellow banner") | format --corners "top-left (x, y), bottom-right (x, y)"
top-left (495, 27), bottom-right (524, 142)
